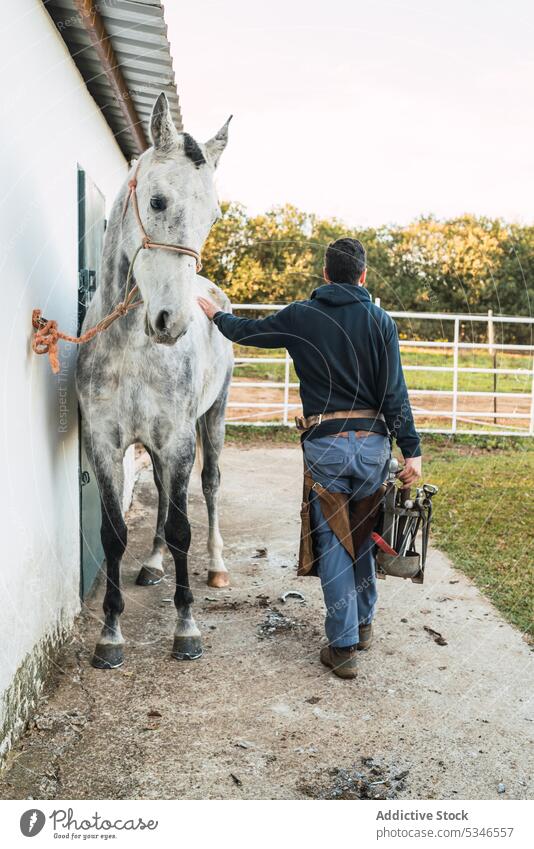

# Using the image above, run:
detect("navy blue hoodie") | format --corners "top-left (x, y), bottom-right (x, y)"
top-left (213, 283), bottom-right (421, 458)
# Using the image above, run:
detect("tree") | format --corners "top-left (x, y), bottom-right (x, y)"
top-left (201, 204), bottom-right (533, 341)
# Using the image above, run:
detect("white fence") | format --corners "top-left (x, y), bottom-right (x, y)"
top-left (226, 305), bottom-right (534, 437)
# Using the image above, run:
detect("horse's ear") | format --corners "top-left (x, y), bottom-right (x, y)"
top-left (204, 115), bottom-right (232, 168)
top-left (150, 92), bottom-right (178, 153)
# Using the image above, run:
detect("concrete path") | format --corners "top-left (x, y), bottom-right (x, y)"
top-left (1, 447), bottom-right (532, 800)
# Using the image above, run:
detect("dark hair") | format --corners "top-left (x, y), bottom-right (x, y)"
top-left (324, 237), bottom-right (366, 284)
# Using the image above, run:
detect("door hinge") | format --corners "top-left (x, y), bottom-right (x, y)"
top-left (78, 268), bottom-right (97, 300)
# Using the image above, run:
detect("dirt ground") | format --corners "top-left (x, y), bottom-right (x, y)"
top-left (0, 447), bottom-right (532, 800)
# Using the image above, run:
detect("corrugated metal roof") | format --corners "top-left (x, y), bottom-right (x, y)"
top-left (43, 0), bottom-right (182, 160)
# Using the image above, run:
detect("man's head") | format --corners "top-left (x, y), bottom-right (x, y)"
top-left (324, 237), bottom-right (366, 286)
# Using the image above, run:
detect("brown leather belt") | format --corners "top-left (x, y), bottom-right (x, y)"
top-left (333, 430), bottom-right (374, 438)
top-left (295, 408), bottom-right (385, 433)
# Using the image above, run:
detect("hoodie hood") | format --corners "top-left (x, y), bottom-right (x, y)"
top-left (310, 282), bottom-right (371, 306)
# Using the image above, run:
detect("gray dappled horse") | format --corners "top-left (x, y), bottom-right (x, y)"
top-left (76, 94), bottom-right (233, 668)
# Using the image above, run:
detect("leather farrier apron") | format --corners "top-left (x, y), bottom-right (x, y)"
top-left (296, 409), bottom-right (387, 577)
top-left (298, 468), bottom-right (385, 577)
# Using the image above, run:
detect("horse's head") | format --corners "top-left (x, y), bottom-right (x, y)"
top-left (124, 93), bottom-right (231, 345)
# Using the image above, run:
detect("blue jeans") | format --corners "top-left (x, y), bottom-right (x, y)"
top-left (303, 431), bottom-right (391, 648)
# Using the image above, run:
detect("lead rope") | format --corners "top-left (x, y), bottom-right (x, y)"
top-left (31, 166), bottom-right (202, 374)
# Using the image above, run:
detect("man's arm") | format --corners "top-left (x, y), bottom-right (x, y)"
top-left (376, 317), bottom-right (422, 485)
top-left (198, 297), bottom-right (295, 349)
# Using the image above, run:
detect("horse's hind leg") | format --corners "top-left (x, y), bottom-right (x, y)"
top-left (198, 384), bottom-right (229, 589)
top-left (136, 451), bottom-right (168, 586)
top-left (89, 445), bottom-right (127, 669)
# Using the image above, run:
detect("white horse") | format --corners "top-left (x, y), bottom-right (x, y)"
top-left (76, 93), bottom-right (233, 668)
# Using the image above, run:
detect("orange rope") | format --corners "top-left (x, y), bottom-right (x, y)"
top-left (32, 286), bottom-right (141, 374)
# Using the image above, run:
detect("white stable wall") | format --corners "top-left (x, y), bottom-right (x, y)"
top-left (0, 0), bottom-right (129, 754)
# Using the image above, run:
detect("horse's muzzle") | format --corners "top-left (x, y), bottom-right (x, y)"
top-left (145, 312), bottom-right (189, 345)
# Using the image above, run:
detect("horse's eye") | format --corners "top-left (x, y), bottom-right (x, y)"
top-left (150, 195), bottom-right (166, 211)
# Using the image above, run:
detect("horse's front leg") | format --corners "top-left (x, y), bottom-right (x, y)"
top-left (162, 439), bottom-right (202, 660)
top-left (89, 444), bottom-right (127, 669)
top-left (136, 451), bottom-right (168, 586)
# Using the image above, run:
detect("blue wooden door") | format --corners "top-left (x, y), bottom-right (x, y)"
top-left (78, 167), bottom-right (106, 599)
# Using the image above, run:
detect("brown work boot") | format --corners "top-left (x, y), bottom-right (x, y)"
top-left (357, 623), bottom-right (373, 651)
top-left (320, 644), bottom-right (357, 679)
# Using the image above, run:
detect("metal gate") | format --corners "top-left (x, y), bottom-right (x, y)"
top-left (77, 166), bottom-right (106, 599)
top-left (227, 304), bottom-right (534, 436)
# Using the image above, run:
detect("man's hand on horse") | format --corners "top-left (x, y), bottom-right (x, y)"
top-left (197, 296), bottom-right (218, 320)
top-left (398, 456), bottom-right (422, 489)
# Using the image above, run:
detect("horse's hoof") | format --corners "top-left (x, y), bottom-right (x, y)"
top-left (171, 635), bottom-right (203, 660)
top-left (91, 644), bottom-right (124, 669)
top-left (207, 570), bottom-right (230, 589)
top-left (136, 565), bottom-right (164, 586)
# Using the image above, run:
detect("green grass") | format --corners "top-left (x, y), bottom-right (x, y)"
top-left (424, 438), bottom-right (534, 640)
top-left (402, 348), bottom-right (531, 393)
top-left (225, 427), bottom-right (534, 639)
top-left (225, 424), bottom-right (301, 445)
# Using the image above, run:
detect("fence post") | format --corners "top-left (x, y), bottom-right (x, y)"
top-left (451, 318), bottom-right (460, 434)
top-left (488, 310), bottom-right (498, 424)
top-left (283, 350), bottom-right (291, 426)
top-left (487, 309), bottom-right (495, 355)
top-left (530, 356), bottom-right (534, 436)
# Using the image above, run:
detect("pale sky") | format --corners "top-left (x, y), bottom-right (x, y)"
top-left (166, 0), bottom-right (534, 228)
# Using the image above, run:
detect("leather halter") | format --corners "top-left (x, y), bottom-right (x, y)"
top-left (122, 161), bottom-right (202, 272)
top-left (31, 161), bottom-right (203, 374)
